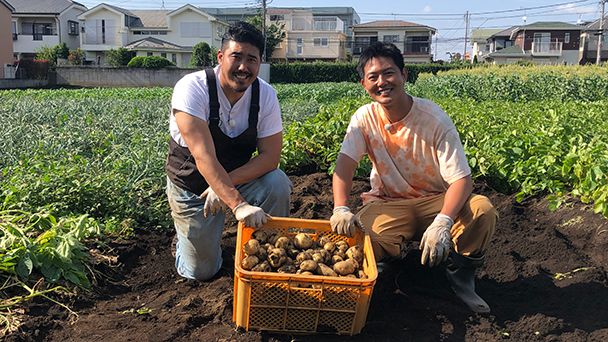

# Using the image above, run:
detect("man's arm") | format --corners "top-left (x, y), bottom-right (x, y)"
top-left (174, 110), bottom-right (245, 209)
top-left (332, 153), bottom-right (359, 208)
top-left (228, 132), bottom-right (282, 186)
top-left (440, 174), bottom-right (473, 219)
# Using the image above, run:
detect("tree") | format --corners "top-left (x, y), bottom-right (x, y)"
top-left (105, 47), bottom-right (134, 67)
top-left (246, 12), bottom-right (286, 59)
top-left (35, 45), bottom-right (58, 71)
top-left (68, 48), bottom-right (85, 65)
top-left (54, 42), bottom-right (70, 59)
top-left (191, 42), bottom-right (211, 68)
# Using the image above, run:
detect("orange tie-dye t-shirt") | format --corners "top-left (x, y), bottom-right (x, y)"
top-left (340, 97), bottom-right (471, 205)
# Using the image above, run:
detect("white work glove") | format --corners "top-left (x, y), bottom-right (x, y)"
top-left (420, 214), bottom-right (454, 267)
top-left (330, 206), bottom-right (364, 238)
top-left (233, 202), bottom-right (268, 228)
top-left (200, 187), bottom-right (227, 217)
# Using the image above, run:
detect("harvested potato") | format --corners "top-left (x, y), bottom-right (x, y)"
top-left (299, 260), bottom-right (318, 272)
top-left (341, 274), bottom-right (357, 279)
top-left (358, 270), bottom-right (367, 279)
top-left (252, 261), bottom-right (271, 272)
top-left (243, 239), bottom-right (260, 256)
top-left (323, 241), bottom-right (336, 254)
top-left (333, 260), bottom-right (356, 275)
top-left (275, 236), bottom-right (291, 249)
top-left (330, 254), bottom-right (344, 265)
top-left (316, 263), bottom-right (338, 277)
top-left (335, 240), bottom-right (349, 253)
top-left (333, 250), bottom-right (346, 260)
top-left (255, 247), bottom-right (268, 262)
top-left (268, 248), bottom-right (287, 268)
top-left (346, 245), bottom-right (364, 264)
top-left (267, 233), bottom-right (282, 246)
top-left (252, 230), bottom-right (268, 244)
top-left (241, 255), bottom-right (259, 270)
top-left (277, 264), bottom-right (297, 274)
top-left (317, 235), bottom-right (331, 247)
top-left (296, 251), bottom-right (312, 263)
top-left (293, 233), bottom-right (314, 250)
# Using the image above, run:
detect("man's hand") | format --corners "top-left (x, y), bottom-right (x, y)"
top-left (420, 214), bottom-right (454, 267)
top-left (330, 206), bottom-right (364, 237)
top-left (233, 202), bottom-right (268, 228)
top-left (200, 187), bottom-right (227, 217)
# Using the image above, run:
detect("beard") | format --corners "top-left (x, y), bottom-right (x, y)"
top-left (229, 72), bottom-right (253, 93)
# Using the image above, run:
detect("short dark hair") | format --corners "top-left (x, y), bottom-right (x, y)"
top-left (221, 21), bottom-right (265, 58)
top-left (357, 42), bottom-right (405, 79)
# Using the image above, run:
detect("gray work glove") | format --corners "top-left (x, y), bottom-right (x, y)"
top-left (330, 206), bottom-right (364, 237)
top-left (420, 214), bottom-right (454, 267)
top-left (200, 187), bottom-right (227, 217)
top-left (233, 202), bottom-right (268, 228)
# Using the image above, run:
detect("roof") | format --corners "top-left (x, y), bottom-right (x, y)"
top-left (522, 21), bottom-right (584, 29)
top-left (490, 26), bottom-right (519, 38)
top-left (1, 0), bottom-right (15, 11)
top-left (267, 9), bottom-right (292, 14)
top-left (7, 0), bottom-right (85, 14)
top-left (470, 29), bottom-right (502, 42)
top-left (129, 10), bottom-right (169, 28)
top-left (124, 37), bottom-right (187, 51)
top-left (491, 45), bottom-right (524, 55)
top-left (585, 15), bottom-right (607, 30)
top-left (351, 20), bottom-right (432, 29)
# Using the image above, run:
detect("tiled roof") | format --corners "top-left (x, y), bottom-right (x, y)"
top-left (130, 10), bottom-right (169, 28)
top-left (491, 45), bottom-right (524, 55)
top-left (124, 37), bottom-right (187, 50)
top-left (352, 20), bottom-right (431, 29)
top-left (523, 21), bottom-right (583, 29)
top-left (490, 26), bottom-right (519, 37)
top-left (470, 29), bottom-right (503, 42)
top-left (7, 0), bottom-right (85, 14)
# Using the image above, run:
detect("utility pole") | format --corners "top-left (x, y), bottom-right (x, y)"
top-left (463, 11), bottom-right (469, 62)
top-left (262, 0), bottom-right (267, 62)
top-left (597, 0), bottom-right (606, 65)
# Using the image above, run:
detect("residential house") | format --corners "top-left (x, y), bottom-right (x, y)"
top-left (579, 15), bottom-right (607, 64)
top-left (469, 29), bottom-right (502, 62)
top-left (201, 6), bottom-right (359, 40)
top-left (1, 0), bottom-right (15, 78)
top-left (350, 20), bottom-right (435, 64)
top-left (485, 22), bottom-right (584, 65)
top-left (265, 9), bottom-right (348, 62)
top-left (9, 0), bottom-right (87, 60)
top-left (77, 3), bottom-right (229, 67)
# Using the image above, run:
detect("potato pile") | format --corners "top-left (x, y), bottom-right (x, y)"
top-left (241, 231), bottom-right (367, 279)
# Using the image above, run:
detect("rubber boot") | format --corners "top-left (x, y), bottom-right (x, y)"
top-left (445, 251), bottom-right (490, 314)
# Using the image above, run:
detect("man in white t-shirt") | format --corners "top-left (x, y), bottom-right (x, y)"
top-left (330, 42), bottom-right (497, 313)
top-left (166, 22), bottom-right (292, 281)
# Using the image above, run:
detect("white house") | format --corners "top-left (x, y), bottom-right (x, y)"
top-left (10, 0), bottom-right (88, 60)
top-left (266, 9), bottom-right (348, 62)
top-left (77, 3), bottom-right (229, 67)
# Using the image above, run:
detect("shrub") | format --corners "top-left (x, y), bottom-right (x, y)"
top-left (68, 48), bottom-right (85, 65)
top-left (16, 59), bottom-right (49, 79)
top-left (141, 56), bottom-right (175, 69)
top-left (190, 42), bottom-right (213, 68)
top-left (127, 56), bottom-right (145, 68)
top-left (106, 47), bottom-right (134, 67)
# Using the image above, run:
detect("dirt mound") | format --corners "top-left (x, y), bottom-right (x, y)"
top-left (5, 173), bottom-right (608, 342)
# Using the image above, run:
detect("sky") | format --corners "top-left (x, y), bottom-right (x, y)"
top-left (75, 0), bottom-right (606, 61)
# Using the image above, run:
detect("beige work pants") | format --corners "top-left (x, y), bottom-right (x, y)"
top-left (357, 193), bottom-right (498, 262)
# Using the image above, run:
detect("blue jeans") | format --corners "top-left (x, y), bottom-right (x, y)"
top-left (166, 169), bottom-right (293, 280)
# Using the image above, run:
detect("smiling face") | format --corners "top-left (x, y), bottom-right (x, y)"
top-left (217, 40), bottom-right (261, 103)
top-left (360, 56), bottom-right (408, 108)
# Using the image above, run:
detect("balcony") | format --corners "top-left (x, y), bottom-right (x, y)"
top-left (13, 34), bottom-right (60, 54)
top-left (531, 41), bottom-right (562, 56)
top-left (291, 16), bottom-right (344, 32)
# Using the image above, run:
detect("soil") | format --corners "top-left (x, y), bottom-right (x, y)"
top-left (4, 171), bottom-right (608, 342)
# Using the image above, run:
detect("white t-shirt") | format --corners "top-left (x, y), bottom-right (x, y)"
top-left (340, 97), bottom-right (471, 205)
top-left (170, 65), bottom-right (282, 147)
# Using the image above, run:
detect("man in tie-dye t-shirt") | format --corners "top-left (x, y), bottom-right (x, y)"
top-left (330, 42), bottom-right (498, 314)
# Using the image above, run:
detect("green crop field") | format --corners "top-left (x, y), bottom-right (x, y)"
top-left (1, 63), bottom-right (608, 312)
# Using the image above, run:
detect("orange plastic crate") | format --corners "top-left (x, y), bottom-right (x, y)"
top-left (233, 217), bottom-right (377, 335)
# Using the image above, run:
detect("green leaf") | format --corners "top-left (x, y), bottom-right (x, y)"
top-left (16, 255), bottom-right (33, 279)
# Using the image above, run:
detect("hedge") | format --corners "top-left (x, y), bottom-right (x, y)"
top-left (269, 61), bottom-right (467, 84)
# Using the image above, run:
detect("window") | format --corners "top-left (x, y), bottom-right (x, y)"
top-left (181, 22), bottom-right (211, 37)
top-left (22, 22), bottom-right (54, 40)
top-left (172, 54), bottom-right (177, 63)
top-left (85, 19), bottom-right (115, 45)
top-left (297, 37), bottom-right (303, 54)
top-left (565, 33), bottom-right (570, 44)
top-left (147, 52), bottom-right (153, 57)
top-left (161, 53), bottom-right (167, 58)
top-left (68, 21), bottom-right (79, 35)
top-left (314, 37), bottom-right (328, 47)
top-left (270, 14), bottom-right (284, 21)
top-left (383, 35), bottom-right (399, 43)
top-left (12, 21), bottom-right (16, 39)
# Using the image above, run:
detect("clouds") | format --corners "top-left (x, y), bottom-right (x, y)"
top-left (422, 6), bottom-right (433, 13)
top-left (555, 3), bottom-right (597, 15)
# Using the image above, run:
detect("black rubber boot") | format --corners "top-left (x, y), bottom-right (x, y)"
top-left (445, 251), bottom-right (490, 314)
